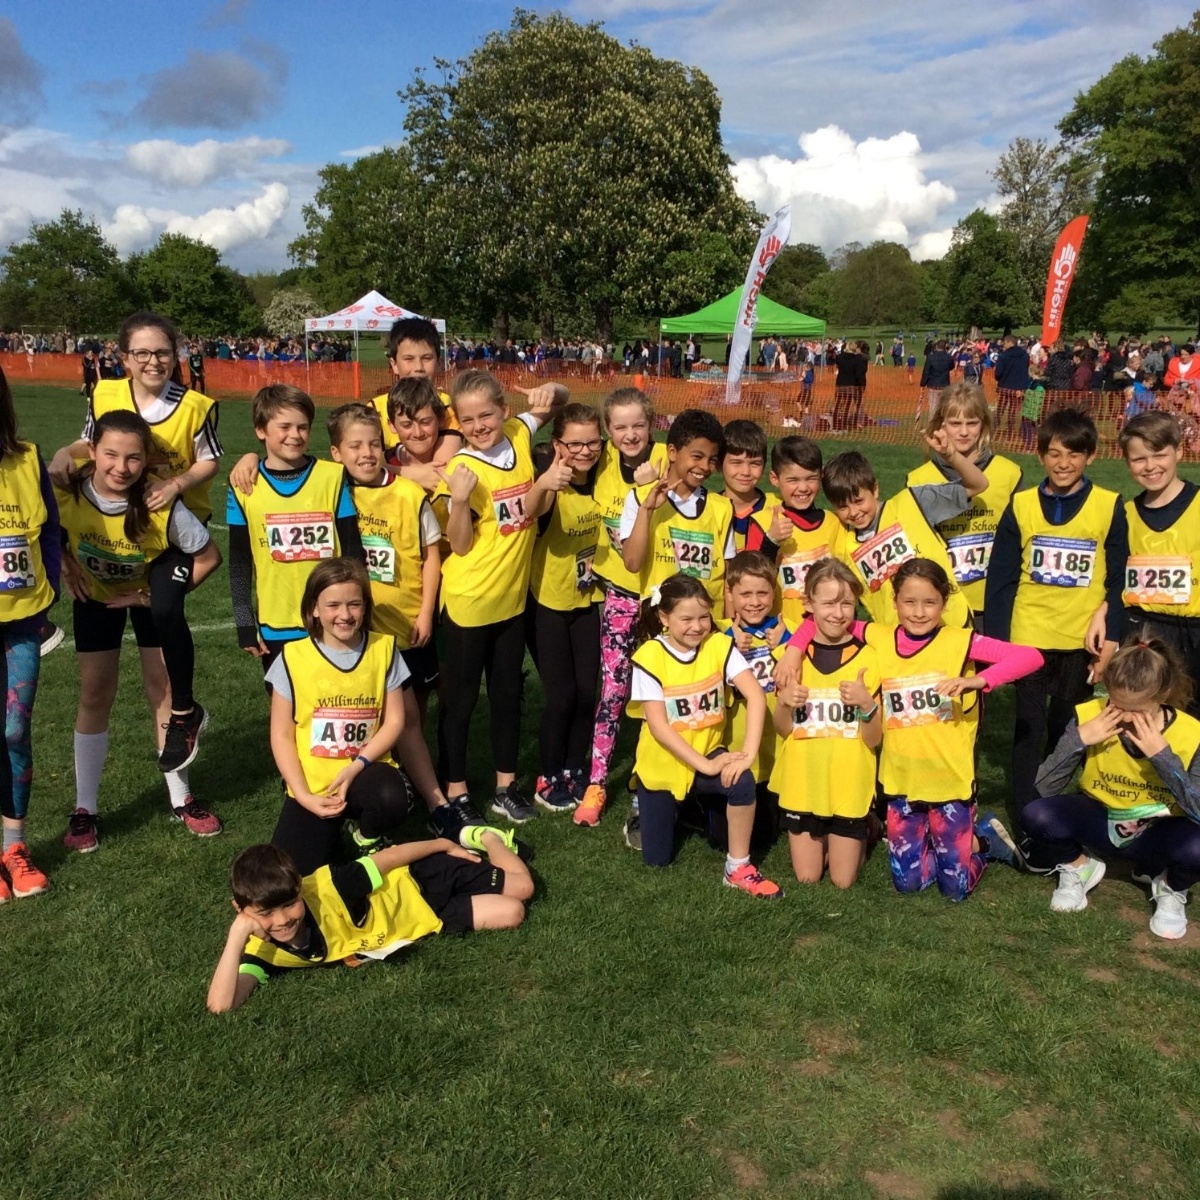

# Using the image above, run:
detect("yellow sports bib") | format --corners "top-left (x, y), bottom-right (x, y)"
top-left (530, 478), bottom-right (603, 611)
top-left (750, 507), bottom-right (844, 626)
top-left (634, 484), bottom-right (733, 617)
top-left (592, 441), bottom-right (669, 596)
top-left (1122, 491), bottom-right (1200, 616)
top-left (0, 444), bottom-right (54, 621)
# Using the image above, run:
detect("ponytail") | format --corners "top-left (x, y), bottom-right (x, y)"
top-left (74, 411), bottom-right (156, 543)
top-left (1106, 636), bottom-right (1194, 712)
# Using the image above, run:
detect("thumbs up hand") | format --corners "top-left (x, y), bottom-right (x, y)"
top-left (767, 505), bottom-right (792, 544)
top-left (542, 440), bottom-right (575, 492)
top-left (839, 667), bottom-right (873, 709)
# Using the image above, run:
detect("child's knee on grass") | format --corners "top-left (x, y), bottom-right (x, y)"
top-left (788, 831), bottom-right (826, 884)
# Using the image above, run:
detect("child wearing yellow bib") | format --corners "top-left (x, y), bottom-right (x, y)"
top-left (717, 420), bottom-right (768, 550)
top-left (382, 376), bottom-right (464, 494)
top-left (266, 558), bottom-right (413, 875)
top-left (1025, 639), bottom-right (1200, 940)
top-left (528, 404), bottom-right (604, 813)
top-left (772, 559), bottom-right (881, 888)
top-left (627, 573), bottom-right (781, 897)
top-left (59, 411), bottom-right (223, 853)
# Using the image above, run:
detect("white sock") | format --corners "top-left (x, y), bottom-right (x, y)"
top-left (74, 731), bottom-right (108, 815)
top-left (164, 767), bottom-right (191, 809)
top-left (726, 854), bottom-right (750, 875)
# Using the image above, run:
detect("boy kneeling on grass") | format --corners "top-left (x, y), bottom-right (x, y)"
top-left (207, 828), bottom-right (533, 1012)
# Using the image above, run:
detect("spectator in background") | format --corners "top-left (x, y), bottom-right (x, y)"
top-left (80, 343), bottom-right (101, 401)
top-left (832, 339), bottom-right (868, 431)
top-left (187, 342), bottom-right (206, 393)
top-left (1070, 347), bottom-right (1095, 393)
top-left (993, 334), bottom-right (1031, 436)
top-left (1165, 343), bottom-right (1198, 389)
top-left (917, 339), bottom-right (954, 426)
top-left (1043, 339), bottom-right (1076, 407)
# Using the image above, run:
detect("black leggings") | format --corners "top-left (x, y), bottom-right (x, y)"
top-left (148, 547), bottom-right (195, 712)
top-left (530, 601), bottom-right (600, 777)
top-left (441, 610), bottom-right (525, 783)
top-left (271, 761), bottom-right (412, 876)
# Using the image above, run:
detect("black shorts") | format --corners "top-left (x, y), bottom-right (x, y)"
top-left (780, 810), bottom-right (870, 841)
top-left (409, 852), bottom-right (504, 934)
top-left (73, 599), bottom-right (160, 653)
top-left (400, 639), bottom-right (440, 691)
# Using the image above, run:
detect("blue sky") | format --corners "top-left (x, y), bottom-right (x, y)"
top-left (1, 0), bottom-right (1194, 276)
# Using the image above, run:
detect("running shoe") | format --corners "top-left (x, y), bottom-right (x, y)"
top-left (171, 798), bottom-right (223, 837)
top-left (1150, 873), bottom-right (1189, 940)
top-left (0, 868), bottom-right (10, 904)
top-left (159, 704), bottom-right (209, 773)
top-left (975, 812), bottom-right (1025, 869)
top-left (574, 784), bottom-right (607, 828)
top-left (349, 823), bottom-right (390, 853)
top-left (38, 620), bottom-right (65, 657)
top-left (2, 843), bottom-right (48, 897)
top-left (1050, 856), bottom-right (1106, 913)
top-left (429, 794), bottom-right (484, 841)
top-left (723, 862), bottom-right (783, 899)
top-left (459, 823), bottom-right (518, 854)
top-left (622, 808), bottom-right (642, 851)
top-left (63, 808), bottom-right (99, 853)
top-left (534, 773), bottom-right (576, 813)
top-left (491, 783), bottom-right (537, 824)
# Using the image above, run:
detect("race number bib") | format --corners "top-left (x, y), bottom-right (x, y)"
top-left (0, 535), bottom-right (35, 592)
top-left (792, 687), bottom-right (858, 739)
top-left (575, 544), bottom-right (596, 592)
top-left (742, 643), bottom-right (776, 695)
top-left (946, 532), bottom-right (993, 585)
top-left (77, 538), bottom-right (146, 585)
top-left (778, 544), bottom-right (828, 601)
top-left (1123, 556), bottom-right (1191, 607)
top-left (669, 526), bottom-right (714, 579)
top-left (602, 515), bottom-right (622, 551)
top-left (363, 535), bottom-right (396, 584)
top-left (882, 672), bottom-right (952, 729)
top-left (309, 706), bottom-right (379, 760)
top-left (852, 523), bottom-right (915, 592)
top-left (1029, 535), bottom-right (1095, 588)
top-left (266, 511), bottom-right (335, 563)
top-left (493, 481), bottom-right (533, 535)
top-left (662, 671), bottom-right (724, 732)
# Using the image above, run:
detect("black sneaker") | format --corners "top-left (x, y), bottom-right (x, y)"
top-left (159, 704), bottom-right (208, 773)
top-left (491, 783), bottom-right (537, 824)
top-left (429, 794), bottom-right (483, 841)
top-left (534, 773), bottom-right (577, 813)
top-left (623, 808), bottom-right (642, 851)
top-left (39, 620), bottom-right (64, 658)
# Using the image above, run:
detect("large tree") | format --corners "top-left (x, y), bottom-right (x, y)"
top-left (128, 233), bottom-right (260, 336)
top-left (400, 8), bottom-right (758, 339)
top-left (834, 241), bottom-right (921, 327)
top-left (0, 210), bottom-right (131, 332)
top-left (762, 243), bottom-right (828, 313)
top-left (941, 210), bottom-right (1030, 332)
top-left (1059, 13), bottom-right (1200, 334)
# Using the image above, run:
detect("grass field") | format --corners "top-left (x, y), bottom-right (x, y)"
top-left (6, 384), bottom-right (1200, 1200)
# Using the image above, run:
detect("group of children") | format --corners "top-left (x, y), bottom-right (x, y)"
top-left (2, 309), bottom-right (1199, 1013)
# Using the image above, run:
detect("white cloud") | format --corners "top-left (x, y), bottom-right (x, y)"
top-left (733, 126), bottom-right (957, 256)
top-left (340, 144), bottom-right (383, 158)
top-left (125, 136), bottom-right (290, 188)
top-left (104, 182), bottom-right (289, 255)
top-left (910, 229), bottom-right (954, 261)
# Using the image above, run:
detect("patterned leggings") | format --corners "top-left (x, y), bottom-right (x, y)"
top-left (886, 796), bottom-right (984, 903)
top-left (589, 589), bottom-right (640, 788)
top-left (3, 629), bottom-right (40, 821)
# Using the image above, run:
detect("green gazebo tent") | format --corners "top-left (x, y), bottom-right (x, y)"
top-left (659, 289), bottom-right (826, 337)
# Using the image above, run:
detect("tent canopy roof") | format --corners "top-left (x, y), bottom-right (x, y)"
top-left (305, 290), bottom-right (446, 334)
top-left (660, 289), bottom-right (825, 337)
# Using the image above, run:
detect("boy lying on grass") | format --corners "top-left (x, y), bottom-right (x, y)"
top-left (207, 828), bottom-right (532, 1012)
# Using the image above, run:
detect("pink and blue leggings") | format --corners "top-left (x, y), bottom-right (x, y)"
top-left (2, 627), bottom-right (40, 821)
top-left (589, 589), bottom-right (640, 788)
top-left (885, 796), bottom-right (984, 903)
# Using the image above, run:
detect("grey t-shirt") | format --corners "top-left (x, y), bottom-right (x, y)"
top-left (81, 479), bottom-right (210, 554)
top-left (265, 637), bottom-right (409, 701)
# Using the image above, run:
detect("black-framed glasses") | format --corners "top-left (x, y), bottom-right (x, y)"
top-left (558, 439), bottom-right (602, 453)
top-left (125, 349), bottom-right (174, 364)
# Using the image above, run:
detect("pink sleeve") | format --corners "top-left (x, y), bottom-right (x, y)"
top-left (784, 616), bottom-right (868, 655)
top-left (968, 633), bottom-right (1044, 691)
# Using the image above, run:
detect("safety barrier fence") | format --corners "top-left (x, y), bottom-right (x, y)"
top-left (1, 352), bottom-right (1147, 458)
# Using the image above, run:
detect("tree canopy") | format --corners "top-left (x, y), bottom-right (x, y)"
top-left (941, 210), bottom-right (1030, 332)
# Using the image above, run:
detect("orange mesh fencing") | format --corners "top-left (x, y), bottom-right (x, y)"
top-left (0, 352), bottom-right (1144, 458)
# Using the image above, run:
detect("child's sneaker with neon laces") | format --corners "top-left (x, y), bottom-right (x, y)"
top-left (1150, 872), bottom-right (1188, 940)
top-left (171, 798), bottom-right (222, 837)
top-left (63, 808), bottom-right (99, 853)
top-left (724, 862), bottom-right (783, 899)
top-left (159, 703), bottom-right (209, 773)
top-left (1050, 856), bottom-right (1105, 912)
top-left (350, 823), bottom-right (391, 853)
top-left (975, 812), bottom-right (1025, 870)
top-left (429, 794), bottom-right (483, 842)
top-left (574, 784), bottom-right (607, 827)
top-left (491, 783), bottom-right (537, 824)
top-left (459, 823), bottom-right (518, 854)
top-left (2, 843), bottom-right (48, 898)
top-left (534, 773), bottom-right (577, 813)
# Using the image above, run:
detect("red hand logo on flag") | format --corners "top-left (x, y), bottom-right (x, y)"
top-left (758, 236), bottom-right (782, 268)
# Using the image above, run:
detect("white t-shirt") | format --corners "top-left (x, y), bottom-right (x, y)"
top-left (630, 635), bottom-right (752, 702)
top-left (618, 485), bottom-right (737, 559)
top-left (455, 411), bottom-right (540, 471)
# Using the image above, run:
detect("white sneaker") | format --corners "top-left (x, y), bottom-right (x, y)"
top-left (1149, 873), bottom-right (1188, 940)
top-left (1050, 856), bottom-right (1106, 912)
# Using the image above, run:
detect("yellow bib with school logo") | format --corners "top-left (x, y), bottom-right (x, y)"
top-left (0, 444), bottom-right (54, 621)
top-left (242, 859), bottom-right (442, 973)
top-left (769, 640), bottom-right (880, 818)
top-left (634, 484), bottom-right (733, 617)
top-left (628, 634), bottom-right (733, 800)
top-left (718, 620), bottom-right (789, 782)
top-left (56, 484), bottom-right (172, 602)
top-left (436, 419), bottom-right (537, 626)
top-left (92, 379), bottom-right (218, 522)
top-left (352, 473), bottom-right (429, 648)
top-left (867, 624), bottom-right (978, 802)
top-left (842, 490), bottom-right (970, 629)
top-left (907, 456), bottom-right (1022, 615)
top-left (1122, 491), bottom-right (1200, 617)
top-left (750, 507), bottom-right (844, 627)
top-left (530, 481), bottom-right (603, 611)
top-left (281, 632), bottom-right (397, 797)
top-left (592, 441), bottom-right (669, 596)
top-left (233, 459), bottom-right (346, 634)
top-left (371, 390), bottom-right (458, 451)
top-left (1010, 484), bottom-right (1116, 650)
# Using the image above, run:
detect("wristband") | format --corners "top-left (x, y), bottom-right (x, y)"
top-left (857, 703), bottom-right (879, 722)
top-left (354, 754), bottom-right (371, 768)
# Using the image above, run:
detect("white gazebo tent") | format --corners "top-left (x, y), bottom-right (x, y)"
top-left (303, 289), bottom-right (448, 394)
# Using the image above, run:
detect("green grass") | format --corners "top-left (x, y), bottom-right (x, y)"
top-left (6, 385), bottom-right (1200, 1200)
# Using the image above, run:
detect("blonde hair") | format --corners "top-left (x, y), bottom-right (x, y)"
top-left (804, 557), bottom-right (863, 602)
top-left (1105, 637), bottom-right (1194, 712)
top-left (928, 382), bottom-right (992, 458)
top-left (449, 368), bottom-right (504, 411)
